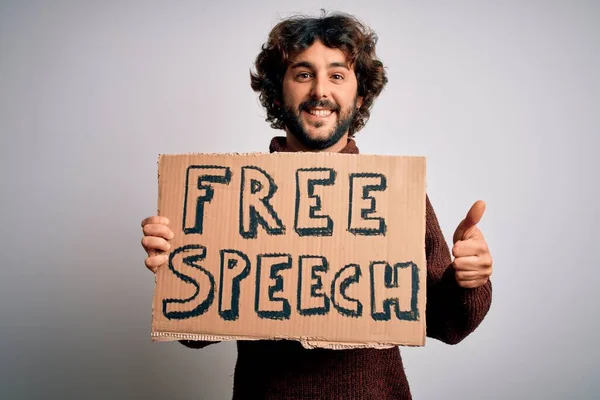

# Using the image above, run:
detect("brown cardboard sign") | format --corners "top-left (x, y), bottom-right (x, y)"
top-left (151, 152), bottom-right (427, 349)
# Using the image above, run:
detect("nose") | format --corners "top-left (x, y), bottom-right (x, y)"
top-left (310, 74), bottom-right (329, 99)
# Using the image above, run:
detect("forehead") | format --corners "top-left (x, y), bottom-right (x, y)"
top-left (289, 40), bottom-right (350, 67)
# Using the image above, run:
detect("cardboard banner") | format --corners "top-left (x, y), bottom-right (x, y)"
top-left (151, 152), bottom-right (427, 349)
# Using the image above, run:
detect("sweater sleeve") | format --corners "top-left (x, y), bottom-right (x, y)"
top-left (424, 195), bottom-right (492, 345)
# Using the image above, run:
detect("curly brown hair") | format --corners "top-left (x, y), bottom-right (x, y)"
top-left (250, 11), bottom-right (388, 137)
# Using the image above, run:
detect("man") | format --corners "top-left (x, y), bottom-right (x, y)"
top-left (141, 11), bottom-right (493, 399)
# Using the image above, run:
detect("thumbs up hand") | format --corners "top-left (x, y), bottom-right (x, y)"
top-left (452, 200), bottom-right (493, 289)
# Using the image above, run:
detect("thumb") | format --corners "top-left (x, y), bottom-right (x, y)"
top-left (453, 200), bottom-right (486, 243)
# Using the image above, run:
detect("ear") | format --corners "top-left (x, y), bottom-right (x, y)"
top-left (356, 96), bottom-right (363, 110)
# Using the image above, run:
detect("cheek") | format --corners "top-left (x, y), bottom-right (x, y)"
top-left (283, 81), bottom-right (313, 105)
top-left (282, 80), bottom-right (297, 101)
top-left (335, 86), bottom-right (359, 109)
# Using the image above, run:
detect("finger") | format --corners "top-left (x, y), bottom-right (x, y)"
top-left (455, 270), bottom-right (485, 281)
top-left (453, 220), bottom-right (484, 243)
top-left (145, 254), bottom-right (169, 272)
top-left (141, 236), bottom-right (171, 254)
top-left (453, 200), bottom-right (486, 243)
top-left (452, 239), bottom-right (489, 258)
top-left (457, 278), bottom-right (488, 289)
top-left (141, 216), bottom-right (170, 227)
top-left (453, 256), bottom-right (481, 271)
top-left (143, 223), bottom-right (174, 240)
top-left (465, 200), bottom-right (486, 227)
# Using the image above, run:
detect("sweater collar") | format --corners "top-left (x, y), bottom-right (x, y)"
top-left (268, 136), bottom-right (359, 154)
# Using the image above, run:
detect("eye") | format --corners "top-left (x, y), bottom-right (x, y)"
top-left (331, 73), bottom-right (344, 80)
top-left (296, 72), bottom-right (312, 81)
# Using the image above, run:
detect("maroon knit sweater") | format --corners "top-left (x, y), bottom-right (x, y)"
top-left (179, 137), bottom-right (493, 399)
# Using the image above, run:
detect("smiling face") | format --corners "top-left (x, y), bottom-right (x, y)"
top-left (280, 40), bottom-right (363, 150)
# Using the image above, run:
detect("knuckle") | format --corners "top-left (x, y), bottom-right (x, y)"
top-left (145, 255), bottom-right (167, 269)
top-left (481, 241), bottom-right (489, 253)
top-left (158, 239), bottom-right (169, 251)
top-left (142, 216), bottom-right (155, 226)
top-left (142, 216), bottom-right (165, 228)
top-left (154, 225), bottom-right (172, 240)
top-left (453, 259), bottom-right (463, 270)
top-left (452, 244), bottom-right (459, 257)
top-left (162, 226), bottom-right (173, 240)
top-left (143, 236), bottom-right (162, 250)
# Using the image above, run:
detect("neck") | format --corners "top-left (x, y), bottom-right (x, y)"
top-left (269, 134), bottom-right (359, 155)
top-left (284, 131), bottom-right (350, 153)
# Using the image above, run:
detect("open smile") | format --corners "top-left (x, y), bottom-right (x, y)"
top-left (303, 108), bottom-right (335, 119)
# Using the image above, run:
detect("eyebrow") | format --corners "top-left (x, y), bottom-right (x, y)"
top-left (290, 61), bottom-right (350, 70)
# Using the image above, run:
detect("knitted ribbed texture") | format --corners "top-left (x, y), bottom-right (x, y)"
top-left (179, 136), bottom-right (492, 399)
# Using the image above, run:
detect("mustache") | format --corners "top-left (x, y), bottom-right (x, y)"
top-left (299, 99), bottom-right (340, 113)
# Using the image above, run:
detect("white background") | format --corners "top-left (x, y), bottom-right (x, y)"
top-left (1, 1), bottom-right (599, 399)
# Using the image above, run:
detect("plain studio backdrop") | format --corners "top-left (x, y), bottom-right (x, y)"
top-left (1, 1), bottom-right (598, 399)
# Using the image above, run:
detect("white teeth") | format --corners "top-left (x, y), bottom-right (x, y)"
top-left (309, 109), bottom-right (332, 117)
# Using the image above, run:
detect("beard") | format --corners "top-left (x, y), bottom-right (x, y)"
top-left (280, 97), bottom-right (358, 150)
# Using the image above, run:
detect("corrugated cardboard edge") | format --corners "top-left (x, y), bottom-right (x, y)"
top-left (156, 151), bottom-right (426, 159)
top-left (421, 158), bottom-right (428, 346)
top-left (150, 331), bottom-right (415, 350)
top-left (152, 151), bottom-right (428, 351)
